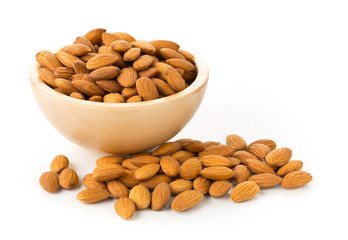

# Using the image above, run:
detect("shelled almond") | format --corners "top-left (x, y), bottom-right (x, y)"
top-left (41, 134), bottom-right (312, 220)
top-left (35, 28), bottom-right (197, 102)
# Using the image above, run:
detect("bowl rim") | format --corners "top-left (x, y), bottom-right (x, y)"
top-left (29, 53), bottom-right (209, 109)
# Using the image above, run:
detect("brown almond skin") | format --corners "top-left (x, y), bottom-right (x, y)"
top-left (70, 92), bottom-right (84, 100)
top-left (134, 164), bottom-right (160, 181)
top-left (89, 66), bottom-right (120, 80)
top-left (281, 171), bottom-right (312, 189)
top-left (101, 32), bottom-right (123, 47)
top-left (200, 155), bottom-right (233, 167)
top-left (92, 164), bottom-right (125, 182)
top-left (111, 40), bottom-right (132, 53)
top-left (138, 174), bottom-right (172, 191)
top-left (38, 67), bottom-right (57, 88)
top-left (50, 155), bottom-right (69, 173)
top-left (169, 179), bottom-right (193, 195)
top-left (96, 80), bottom-right (123, 93)
top-left (129, 185), bottom-right (151, 210)
top-left (163, 65), bottom-right (186, 92)
top-left (96, 155), bottom-right (127, 166)
top-left (131, 40), bottom-right (156, 55)
top-left (233, 165), bottom-right (251, 184)
top-left (83, 173), bottom-right (107, 190)
top-left (59, 168), bottom-right (79, 189)
top-left (117, 67), bottom-right (138, 88)
top-left (199, 145), bottom-right (236, 157)
top-left (117, 170), bottom-right (140, 188)
top-left (113, 32), bottom-right (136, 43)
top-left (114, 197), bottom-right (136, 219)
top-left (72, 80), bottom-right (105, 97)
top-left (133, 55), bottom-right (154, 71)
top-left (178, 50), bottom-right (195, 63)
top-left (61, 44), bottom-right (92, 56)
top-left (226, 134), bottom-right (247, 150)
top-left (277, 160), bottom-right (303, 177)
top-left (74, 37), bottom-right (96, 52)
top-left (103, 93), bottom-right (125, 103)
top-left (126, 95), bottom-right (142, 103)
top-left (124, 47), bottom-right (141, 62)
top-left (171, 151), bottom-right (196, 163)
top-left (122, 159), bottom-right (140, 170)
top-left (227, 157), bottom-right (241, 167)
top-left (203, 141), bottom-right (221, 148)
top-left (199, 167), bottom-right (234, 181)
top-left (249, 174), bottom-right (282, 188)
top-left (193, 177), bottom-right (211, 194)
top-left (36, 50), bottom-right (63, 71)
top-left (160, 48), bottom-right (185, 60)
top-left (247, 139), bottom-right (277, 151)
top-left (56, 51), bottom-right (80, 68)
top-left (86, 53), bottom-right (119, 70)
top-left (171, 190), bottom-right (203, 211)
top-left (136, 77), bottom-right (159, 101)
top-left (55, 78), bottom-right (80, 95)
top-left (265, 147), bottom-right (292, 166)
top-left (246, 159), bottom-right (276, 174)
top-left (151, 182), bottom-right (171, 211)
top-left (160, 156), bottom-right (180, 177)
top-left (183, 140), bottom-right (205, 152)
top-left (179, 159), bottom-right (202, 180)
top-left (128, 156), bottom-right (160, 167)
top-left (152, 142), bottom-right (181, 156)
top-left (77, 188), bottom-right (110, 204)
top-left (107, 180), bottom-right (129, 198)
top-left (84, 28), bottom-right (106, 45)
top-left (152, 78), bottom-right (176, 96)
top-left (230, 181), bottom-right (260, 202)
top-left (149, 40), bottom-right (180, 53)
top-left (139, 68), bottom-right (158, 78)
top-left (248, 143), bottom-right (271, 159)
top-left (39, 171), bottom-right (59, 193)
top-left (166, 58), bottom-right (195, 72)
top-left (121, 87), bottom-right (138, 99)
top-left (232, 151), bottom-right (259, 164)
top-left (53, 67), bottom-right (75, 79)
top-left (209, 181), bottom-right (232, 197)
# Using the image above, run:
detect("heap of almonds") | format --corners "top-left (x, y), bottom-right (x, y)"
top-left (39, 134), bottom-right (312, 220)
top-left (39, 155), bottom-right (79, 192)
top-left (35, 28), bottom-right (197, 103)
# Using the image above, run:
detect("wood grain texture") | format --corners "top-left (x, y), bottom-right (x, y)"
top-left (29, 54), bottom-right (208, 154)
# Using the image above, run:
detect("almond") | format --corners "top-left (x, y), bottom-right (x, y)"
top-left (129, 185), bottom-right (151, 209)
top-left (230, 181), bottom-right (260, 202)
top-left (152, 78), bottom-right (176, 96)
top-left (193, 177), bottom-right (211, 194)
top-left (249, 174), bottom-right (282, 188)
top-left (36, 50), bottom-right (63, 71)
top-left (96, 80), bottom-right (123, 93)
top-left (70, 92), bottom-right (84, 100)
top-left (126, 95), bottom-right (142, 103)
top-left (103, 93), bottom-right (125, 103)
top-left (55, 78), bottom-right (80, 95)
top-left (226, 134), bottom-right (247, 150)
top-left (179, 159), bottom-right (202, 180)
top-left (134, 164), bottom-right (160, 180)
top-left (111, 40), bottom-right (132, 53)
top-left (152, 62), bottom-right (171, 79)
top-left (129, 156), bottom-right (160, 167)
top-left (83, 173), bottom-right (107, 190)
top-left (96, 155), bottom-right (127, 166)
top-left (175, 138), bottom-right (193, 148)
top-left (200, 155), bottom-right (233, 167)
top-left (73, 60), bottom-right (89, 74)
top-left (53, 67), bottom-right (75, 79)
top-left (148, 40), bottom-right (180, 53)
top-left (233, 165), bottom-right (251, 184)
top-left (171, 190), bottom-right (203, 211)
top-left (117, 170), bottom-right (140, 188)
top-left (38, 67), bottom-right (57, 87)
top-left (101, 32), bottom-right (123, 47)
top-left (160, 48), bottom-right (185, 60)
top-left (122, 159), bottom-right (140, 170)
top-left (152, 142), bottom-right (181, 156)
top-left (72, 80), bottom-right (105, 96)
top-left (89, 95), bottom-right (103, 102)
top-left (199, 145), bottom-right (236, 157)
top-left (151, 182), bottom-right (171, 211)
top-left (166, 58), bottom-right (195, 72)
top-left (117, 67), bottom-right (138, 87)
top-left (160, 156), bottom-right (180, 177)
top-left (77, 188), bottom-right (110, 203)
top-left (98, 46), bottom-right (126, 68)
top-left (70, 73), bottom-right (86, 81)
top-left (131, 40), bottom-right (156, 55)
top-left (121, 87), bottom-right (138, 99)
top-left (107, 180), bottom-right (129, 198)
top-left (209, 181), bottom-right (232, 197)
top-left (248, 143), bottom-right (271, 159)
top-left (136, 77), bottom-right (159, 101)
top-left (88, 66), bottom-right (120, 80)
top-left (138, 174), bottom-right (172, 191)
top-left (247, 139), bottom-right (277, 151)
top-left (265, 147), bottom-right (292, 166)
top-left (169, 179), bottom-right (193, 195)
top-left (183, 140), bottom-right (205, 152)
top-left (227, 157), bottom-right (241, 167)
top-left (84, 28), bottom-right (106, 45)
top-left (80, 53), bottom-right (98, 62)
top-left (86, 53), bottom-right (119, 70)
top-left (138, 68), bottom-right (158, 78)
top-left (92, 164), bottom-right (125, 182)
top-left (61, 44), bottom-right (92, 56)
top-left (59, 168), bottom-right (79, 189)
top-left (50, 154), bottom-right (69, 173)
top-left (199, 167), bottom-right (234, 181)
top-left (113, 32), bottom-right (136, 43)
top-left (56, 51), bottom-right (80, 68)
top-left (203, 141), bottom-right (221, 148)
top-left (130, 152), bottom-right (152, 158)
top-left (74, 36), bottom-right (96, 52)
top-left (39, 171), bottom-right (59, 193)
top-left (133, 55), bottom-right (154, 71)
top-left (277, 160), bottom-right (303, 177)
top-left (232, 151), bottom-right (259, 164)
top-left (170, 151), bottom-right (196, 163)
top-left (245, 159), bottom-right (276, 174)
top-left (123, 47), bottom-right (141, 62)
top-left (281, 171), bottom-right (312, 189)
top-left (114, 197), bottom-right (136, 219)
top-left (178, 50), bottom-right (195, 63)
top-left (163, 65), bottom-right (186, 92)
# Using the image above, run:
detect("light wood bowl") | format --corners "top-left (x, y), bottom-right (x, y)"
top-left (29, 55), bottom-right (208, 154)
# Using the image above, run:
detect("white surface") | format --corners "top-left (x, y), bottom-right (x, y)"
top-left (0, 0), bottom-right (347, 239)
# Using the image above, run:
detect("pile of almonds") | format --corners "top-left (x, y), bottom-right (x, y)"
top-left (35, 28), bottom-right (197, 103)
top-left (40, 134), bottom-right (312, 220)
top-left (39, 155), bottom-right (79, 192)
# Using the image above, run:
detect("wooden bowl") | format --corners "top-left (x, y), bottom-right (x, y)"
top-left (29, 55), bottom-right (208, 154)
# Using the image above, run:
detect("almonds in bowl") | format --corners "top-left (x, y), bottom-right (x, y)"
top-left (35, 28), bottom-right (198, 103)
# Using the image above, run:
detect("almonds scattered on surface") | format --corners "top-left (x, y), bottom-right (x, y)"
top-left (39, 171), bottom-right (59, 193)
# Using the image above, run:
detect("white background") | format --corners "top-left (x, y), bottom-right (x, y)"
top-left (1, 0), bottom-right (347, 239)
